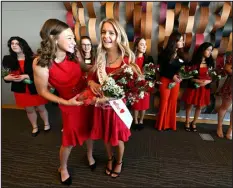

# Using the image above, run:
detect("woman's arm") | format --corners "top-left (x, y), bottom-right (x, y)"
top-left (33, 58), bottom-right (82, 106)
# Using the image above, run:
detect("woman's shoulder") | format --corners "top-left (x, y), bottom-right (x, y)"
top-left (2, 55), bottom-right (15, 62)
top-left (2, 55), bottom-right (18, 67)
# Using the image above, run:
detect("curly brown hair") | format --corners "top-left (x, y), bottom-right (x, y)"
top-left (36, 19), bottom-right (70, 67)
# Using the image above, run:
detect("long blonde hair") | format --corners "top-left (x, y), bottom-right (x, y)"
top-left (92, 18), bottom-right (136, 72)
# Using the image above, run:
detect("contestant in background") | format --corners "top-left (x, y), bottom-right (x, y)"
top-left (182, 42), bottom-right (214, 132)
top-left (2, 36), bottom-right (49, 137)
top-left (217, 53), bottom-right (232, 140)
top-left (155, 31), bottom-right (184, 131)
top-left (78, 35), bottom-right (97, 170)
top-left (131, 37), bottom-right (154, 131)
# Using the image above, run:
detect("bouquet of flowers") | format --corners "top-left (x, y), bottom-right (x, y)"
top-left (109, 63), bottom-right (156, 105)
top-left (168, 66), bottom-right (198, 89)
top-left (76, 75), bottom-right (125, 106)
top-left (1, 68), bottom-right (33, 84)
top-left (194, 67), bottom-right (224, 88)
top-left (76, 63), bottom-right (158, 106)
top-left (1, 67), bottom-right (11, 77)
top-left (143, 62), bottom-right (158, 80)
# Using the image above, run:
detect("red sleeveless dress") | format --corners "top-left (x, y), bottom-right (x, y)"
top-left (48, 57), bottom-right (90, 147)
top-left (131, 56), bottom-right (150, 110)
top-left (182, 67), bottom-right (210, 107)
top-left (14, 60), bottom-right (48, 107)
top-left (90, 57), bottom-right (131, 146)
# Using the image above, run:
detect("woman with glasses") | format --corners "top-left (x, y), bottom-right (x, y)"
top-left (78, 36), bottom-right (96, 72)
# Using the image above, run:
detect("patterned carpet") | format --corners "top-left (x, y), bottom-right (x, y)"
top-left (2, 104), bottom-right (232, 187)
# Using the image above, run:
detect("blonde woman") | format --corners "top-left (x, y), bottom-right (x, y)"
top-left (88, 18), bottom-right (135, 178)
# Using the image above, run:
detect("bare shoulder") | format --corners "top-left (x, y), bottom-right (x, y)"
top-left (33, 58), bottom-right (49, 76)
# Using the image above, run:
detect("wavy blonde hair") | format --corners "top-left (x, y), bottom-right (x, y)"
top-left (92, 18), bottom-right (141, 74)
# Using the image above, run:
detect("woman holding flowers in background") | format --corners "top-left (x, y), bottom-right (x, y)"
top-left (2, 36), bottom-right (49, 137)
top-left (155, 31), bottom-right (184, 131)
top-left (182, 42), bottom-right (214, 132)
top-left (77, 35), bottom-right (97, 171)
top-left (33, 19), bottom-right (95, 185)
top-left (217, 53), bottom-right (232, 139)
top-left (87, 18), bottom-right (135, 178)
top-left (131, 37), bottom-right (154, 131)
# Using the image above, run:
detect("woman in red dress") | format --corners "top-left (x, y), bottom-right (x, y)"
top-left (155, 31), bottom-right (184, 131)
top-left (87, 18), bottom-right (134, 178)
top-left (33, 19), bottom-right (94, 185)
top-left (217, 53), bottom-right (232, 140)
top-left (2, 36), bottom-right (49, 137)
top-left (182, 42), bottom-right (214, 132)
top-left (131, 37), bottom-right (154, 130)
top-left (78, 36), bottom-right (96, 170)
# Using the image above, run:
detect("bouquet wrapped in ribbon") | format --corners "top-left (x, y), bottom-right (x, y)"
top-left (168, 66), bottom-right (198, 89)
top-left (1, 68), bottom-right (33, 84)
top-left (76, 63), bottom-right (158, 106)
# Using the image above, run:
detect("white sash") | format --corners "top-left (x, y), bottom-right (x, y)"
top-left (109, 99), bottom-right (133, 129)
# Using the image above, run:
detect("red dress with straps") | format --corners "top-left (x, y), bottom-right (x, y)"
top-left (14, 60), bottom-right (48, 107)
top-left (48, 57), bottom-right (90, 147)
top-left (131, 56), bottom-right (150, 110)
top-left (182, 67), bottom-right (210, 107)
top-left (90, 57), bottom-right (131, 146)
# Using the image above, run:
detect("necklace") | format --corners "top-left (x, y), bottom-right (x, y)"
top-left (107, 55), bottom-right (121, 65)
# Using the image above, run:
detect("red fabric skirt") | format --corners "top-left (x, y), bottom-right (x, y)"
top-left (90, 106), bottom-right (131, 146)
top-left (60, 105), bottom-right (91, 147)
top-left (14, 86), bottom-right (48, 107)
top-left (182, 87), bottom-right (210, 107)
top-left (131, 93), bottom-right (150, 110)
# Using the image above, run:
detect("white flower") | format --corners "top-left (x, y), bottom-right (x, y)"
top-left (137, 76), bottom-right (144, 81)
top-left (139, 91), bottom-right (145, 99)
top-left (123, 66), bottom-right (134, 75)
top-left (118, 78), bottom-right (127, 84)
top-left (212, 71), bottom-right (217, 76)
top-left (148, 81), bottom-right (154, 87)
